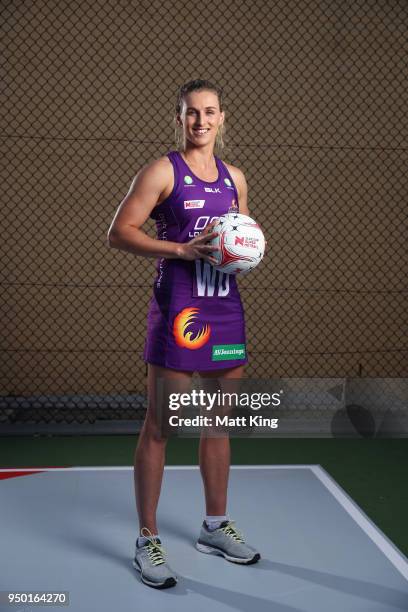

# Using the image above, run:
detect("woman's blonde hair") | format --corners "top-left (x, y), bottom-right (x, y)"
top-left (174, 79), bottom-right (226, 156)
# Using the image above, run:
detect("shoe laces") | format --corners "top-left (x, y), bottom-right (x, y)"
top-left (219, 520), bottom-right (245, 543)
top-left (140, 527), bottom-right (166, 566)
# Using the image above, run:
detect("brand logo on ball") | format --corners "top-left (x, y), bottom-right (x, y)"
top-left (212, 344), bottom-right (246, 361)
top-left (173, 307), bottom-right (211, 349)
top-left (184, 200), bottom-right (205, 209)
top-left (234, 236), bottom-right (259, 249)
top-left (184, 175), bottom-right (194, 185)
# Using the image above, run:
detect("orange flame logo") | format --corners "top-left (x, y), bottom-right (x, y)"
top-left (173, 307), bottom-right (211, 349)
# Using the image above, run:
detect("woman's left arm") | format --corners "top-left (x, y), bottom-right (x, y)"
top-left (228, 165), bottom-right (249, 216)
top-left (228, 164), bottom-right (267, 252)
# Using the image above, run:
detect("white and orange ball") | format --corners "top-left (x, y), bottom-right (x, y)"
top-left (208, 213), bottom-right (265, 274)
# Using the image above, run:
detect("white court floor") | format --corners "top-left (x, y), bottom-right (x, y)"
top-left (0, 465), bottom-right (407, 612)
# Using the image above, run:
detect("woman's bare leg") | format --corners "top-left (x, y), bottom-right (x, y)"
top-left (198, 365), bottom-right (244, 516)
top-left (134, 363), bottom-right (192, 534)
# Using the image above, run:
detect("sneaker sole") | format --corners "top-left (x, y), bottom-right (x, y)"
top-left (132, 559), bottom-right (178, 589)
top-left (195, 542), bottom-right (261, 565)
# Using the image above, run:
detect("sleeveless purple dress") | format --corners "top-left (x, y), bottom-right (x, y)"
top-left (143, 150), bottom-right (248, 371)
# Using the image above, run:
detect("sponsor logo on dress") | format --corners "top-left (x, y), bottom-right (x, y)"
top-left (189, 215), bottom-right (219, 238)
top-left (184, 175), bottom-right (194, 184)
top-left (204, 187), bottom-right (221, 193)
top-left (173, 307), bottom-right (211, 349)
top-left (184, 199), bottom-right (205, 209)
top-left (229, 198), bottom-right (239, 212)
top-left (224, 178), bottom-right (234, 190)
top-left (212, 344), bottom-right (246, 361)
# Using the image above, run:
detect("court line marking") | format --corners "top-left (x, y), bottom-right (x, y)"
top-left (0, 465), bottom-right (312, 472)
top-left (1, 465), bottom-right (407, 580)
top-left (311, 465), bottom-right (408, 581)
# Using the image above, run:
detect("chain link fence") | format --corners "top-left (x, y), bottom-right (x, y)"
top-left (1, 0), bottom-right (406, 433)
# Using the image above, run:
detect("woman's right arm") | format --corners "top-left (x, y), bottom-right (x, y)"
top-left (106, 159), bottom-right (219, 263)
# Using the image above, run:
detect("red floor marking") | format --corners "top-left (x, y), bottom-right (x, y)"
top-left (0, 467), bottom-right (69, 481)
top-left (0, 470), bottom-right (44, 480)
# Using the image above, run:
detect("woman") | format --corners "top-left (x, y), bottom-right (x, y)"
top-left (107, 79), bottom-right (260, 589)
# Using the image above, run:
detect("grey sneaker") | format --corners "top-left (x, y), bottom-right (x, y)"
top-left (196, 520), bottom-right (261, 565)
top-left (133, 528), bottom-right (178, 589)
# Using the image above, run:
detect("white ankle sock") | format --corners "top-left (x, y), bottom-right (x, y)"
top-left (137, 534), bottom-right (160, 547)
top-left (205, 515), bottom-right (228, 531)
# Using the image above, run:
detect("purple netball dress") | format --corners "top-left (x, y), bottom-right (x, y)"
top-left (143, 150), bottom-right (248, 371)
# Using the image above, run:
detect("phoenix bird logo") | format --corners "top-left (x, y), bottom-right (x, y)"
top-left (173, 307), bottom-right (211, 349)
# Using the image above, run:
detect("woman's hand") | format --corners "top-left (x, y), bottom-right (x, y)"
top-left (177, 221), bottom-right (220, 265)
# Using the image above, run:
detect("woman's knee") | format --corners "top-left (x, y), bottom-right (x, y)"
top-left (140, 414), bottom-right (171, 443)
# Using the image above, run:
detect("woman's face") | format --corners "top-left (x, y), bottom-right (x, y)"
top-left (178, 89), bottom-right (224, 148)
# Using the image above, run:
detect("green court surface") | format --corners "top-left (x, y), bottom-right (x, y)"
top-left (0, 436), bottom-right (407, 557)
